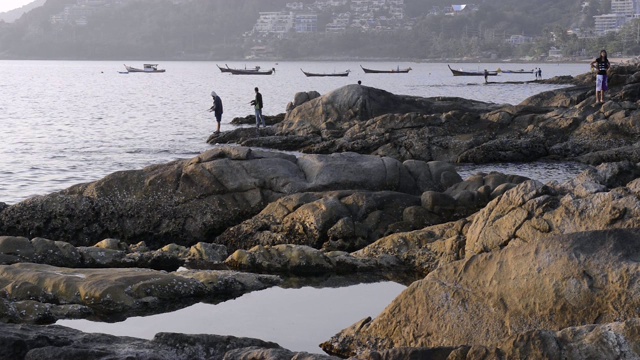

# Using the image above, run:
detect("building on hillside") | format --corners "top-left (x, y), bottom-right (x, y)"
top-left (325, 12), bottom-right (351, 32)
top-left (253, 11), bottom-right (318, 35)
top-left (294, 13), bottom-right (318, 32)
top-left (591, 0), bottom-right (640, 35)
top-left (506, 34), bottom-right (532, 45)
top-left (594, 13), bottom-right (627, 35)
top-left (286, 2), bottom-right (304, 10)
top-left (548, 46), bottom-right (563, 58)
top-left (611, 0), bottom-right (640, 17)
top-left (254, 11), bottom-right (295, 34)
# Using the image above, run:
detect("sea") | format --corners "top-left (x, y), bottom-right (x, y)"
top-left (2, 60), bottom-right (592, 353)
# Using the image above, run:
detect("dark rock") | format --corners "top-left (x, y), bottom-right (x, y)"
top-left (230, 113), bottom-right (285, 126)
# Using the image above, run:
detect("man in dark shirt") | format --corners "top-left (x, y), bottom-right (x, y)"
top-left (208, 91), bottom-right (223, 134)
top-left (251, 87), bottom-right (265, 129)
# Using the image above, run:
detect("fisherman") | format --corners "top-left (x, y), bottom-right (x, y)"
top-left (208, 90), bottom-right (223, 134)
top-left (251, 87), bottom-right (265, 130)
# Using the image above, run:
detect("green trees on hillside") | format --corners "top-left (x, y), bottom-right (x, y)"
top-left (0, 0), bottom-right (636, 60)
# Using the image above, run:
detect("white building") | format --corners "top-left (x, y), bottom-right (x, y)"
top-left (611, 0), bottom-right (640, 17)
top-left (254, 11), bottom-right (318, 34)
top-left (594, 13), bottom-right (627, 35)
top-left (548, 46), bottom-right (563, 58)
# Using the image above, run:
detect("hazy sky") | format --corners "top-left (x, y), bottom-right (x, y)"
top-left (0, 0), bottom-right (34, 13)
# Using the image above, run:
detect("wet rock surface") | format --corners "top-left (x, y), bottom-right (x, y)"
top-left (0, 263), bottom-right (281, 324)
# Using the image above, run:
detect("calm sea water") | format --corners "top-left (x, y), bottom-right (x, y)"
top-left (0, 60), bottom-right (589, 205)
top-left (3, 61), bottom-right (592, 354)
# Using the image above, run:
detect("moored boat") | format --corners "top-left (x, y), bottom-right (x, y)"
top-left (499, 68), bottom-right (535, 74)
top-left (123, 64), bottom-right (165, 73)
top-left (360, 65), bottom-right (412, 74)
top-left (217, 64), bottom-right (261, 73)
top-left (228, 67), bottom-right (275, 75)
top-left (301, 69), bottom-right (350, 77)
top-left (448, 65), bottom-right (497, 76)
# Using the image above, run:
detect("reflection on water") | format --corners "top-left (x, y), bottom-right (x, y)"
top-left (57, 281), bottom-right (406, 354)
top-left (456, 161), bottom-right (592, 184)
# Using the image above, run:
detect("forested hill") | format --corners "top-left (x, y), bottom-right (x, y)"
top-left (0, 0), bottom-right (605, 60)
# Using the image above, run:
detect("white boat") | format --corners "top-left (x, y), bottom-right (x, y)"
top-left (123, 64), bottom-right (166, 73)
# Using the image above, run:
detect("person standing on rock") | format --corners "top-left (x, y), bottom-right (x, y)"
top-left (208, 91), bottom-right (223, 134)
top-left (484, 69), bottom-right (489, 83)
top-left (251, 87), bottom-right (265, 129)
top-left (591, 50), bottom-right (610, 104)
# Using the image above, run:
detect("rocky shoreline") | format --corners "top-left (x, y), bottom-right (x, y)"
top-left (2, 65), bottom-right (640, 359)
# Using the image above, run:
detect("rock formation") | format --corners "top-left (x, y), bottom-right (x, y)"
top-left (209, 64), bottom-right (640, 166)
top-left (0, 147), bottom-right (448, 249)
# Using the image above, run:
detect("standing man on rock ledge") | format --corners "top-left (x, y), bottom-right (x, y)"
top-left (208, 91), bottom-right (223, 134)
top-left (251, 87), bottom-right (265, 130)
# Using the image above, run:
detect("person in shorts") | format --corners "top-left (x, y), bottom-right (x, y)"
top-left (590, 50), bottom-right (610, 104)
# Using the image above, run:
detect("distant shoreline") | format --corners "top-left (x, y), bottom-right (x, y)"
top-left (0, 56), bottom-right (637, 64)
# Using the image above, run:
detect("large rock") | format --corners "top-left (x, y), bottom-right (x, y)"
top-left (322, 229), bottom-right (640, 356)
top-left (0, 147), bottom-right (442, 248)
top-left (279, 85), bottom-right (499, 138)
top-left (0, 263), bottom-right (281, 323)
top-left (465, 162), bottom-right (640, 257)
top-left (0, 323), bottom-right (341, 360)
top-left (350, 319), bottom-right (640, 360)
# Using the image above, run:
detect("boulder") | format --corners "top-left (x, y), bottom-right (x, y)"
top-left (0, 322), bottom-right (330, 360)
top-left (322, 229), bottom-right (640, 355)
top-left (0, 263), bottom-right (281, 323)
top-left (0, 147), bottom-right (443, 249)
top-left (349, 319), bottom-right (640, 360)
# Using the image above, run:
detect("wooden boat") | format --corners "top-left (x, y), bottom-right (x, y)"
top-left (123, 64), bottom-right (165, 73)
top-left (301, 69), bottom-right (350, 77)
top-left (228, 67), bottom-right (275, 75)
top-left (217, 64), bottom-right (261, 73)
top-left (360, 65), bottom-right (412, 74)
top-left (448, 65), bottom-right (497, 76)
top-left (499, 69), bottom-right (535, 74)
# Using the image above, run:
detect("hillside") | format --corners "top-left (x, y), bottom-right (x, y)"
top-left (0, 0), bottom-right (46, 23)
top-left (0, 0), bottom-right (613, 60)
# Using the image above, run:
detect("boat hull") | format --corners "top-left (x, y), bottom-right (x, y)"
top-left (124, 65), bottom-right (165, 73)
top-left (501, 70), bottom-right (535, 74)
top-left (361, 65), bottom-right (411, 73)
top-left (228, 69), bottom-right (273, 75)
top-left (448, 65), bottom-right (497, 76)
top-left (301, 69), bottom-right (350, 77)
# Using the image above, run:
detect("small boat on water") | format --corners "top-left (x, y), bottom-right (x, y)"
top-left (217, 64), bottom-right (261, 73)
top-left (228, 67), bottom-right (275, 75)
top-left (499, 68), bottom-right (535, 74)
top-left (123, 64), bottom-right (165, 73)
top-left (448, 65), bottom-right (497, 77)
top-left (360, 65), bottom-right (412, 74)
top-left (300, 69), bottom-right (350, 77)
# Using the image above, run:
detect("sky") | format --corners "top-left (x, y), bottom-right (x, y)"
top-left (0, 0), bottom-right (35, 13)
